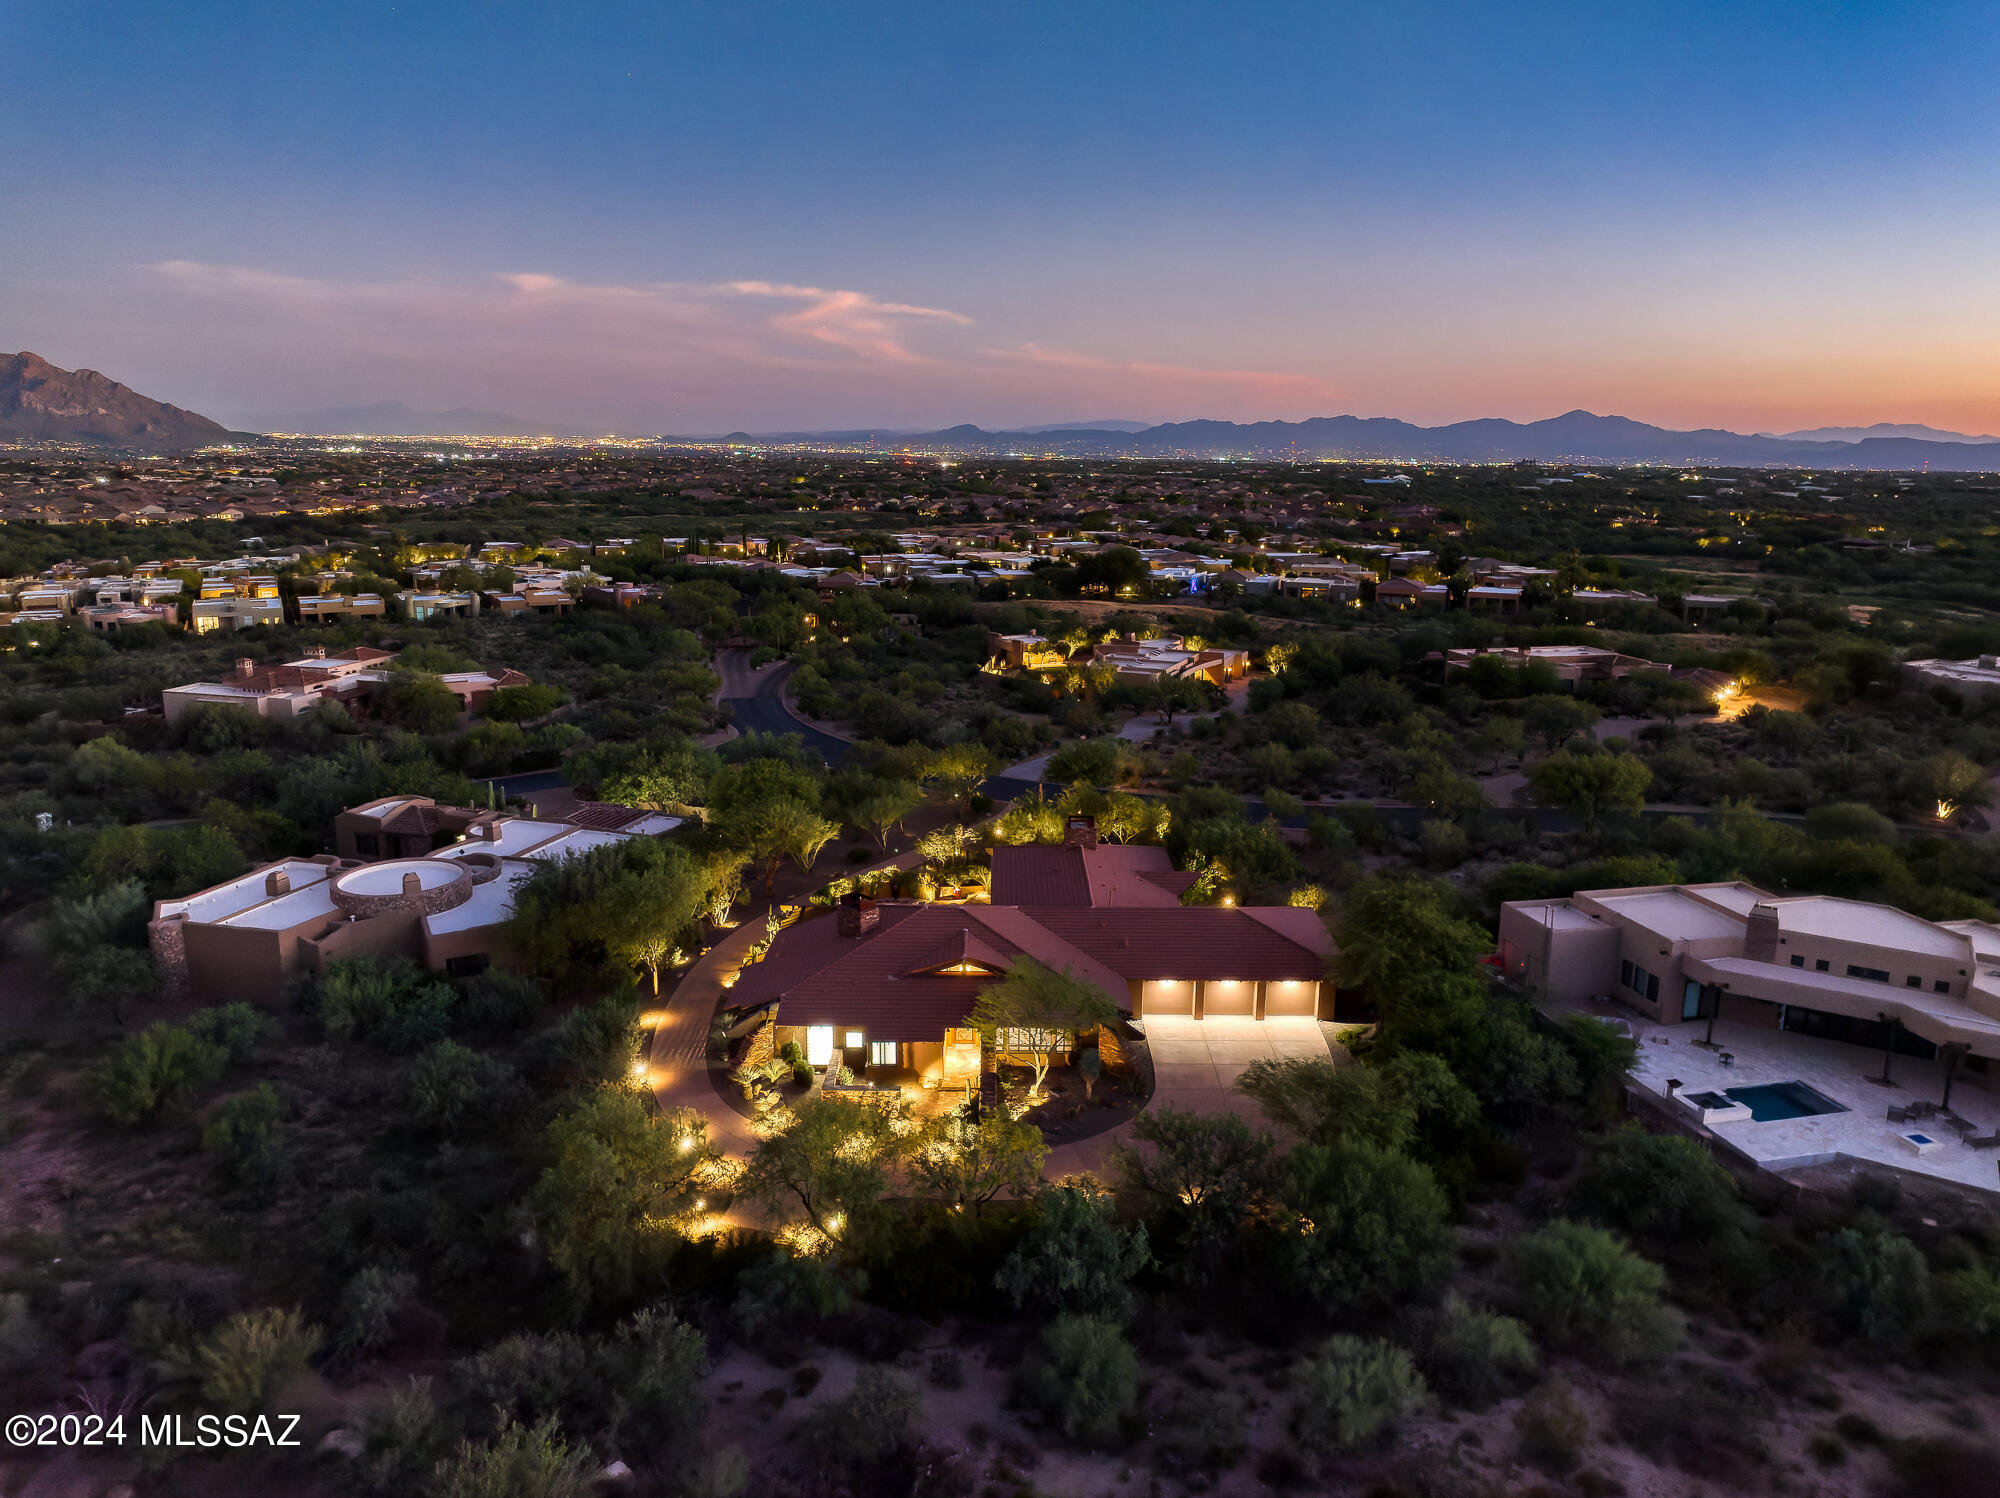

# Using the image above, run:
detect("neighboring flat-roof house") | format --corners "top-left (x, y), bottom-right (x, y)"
top-left (1089, 636), bottom-right (1249, 686)
top-left (297, 592), bottom-right (388, 624)
top-left (1373, 578), bottom-right (1447, 609)
top-left (1443, 645), bottom-right (1668, 688)
top-left (987, 631), bottom-right (1063, 670)
top-left (732, 820), bottom-right (1333, 1087)
top-left (162, 646), bottom-right (397, 723)
top-left (1902, 656), bottom-right (2000, 704)
top-left (161, 649), bottom-right (530, 725)
top-left (153, 800), bottom-right (683, 1003)
top-left (333, 795), bottom-right (680, 862)
top-left (1499, 881), bottom-right (2000, 1065)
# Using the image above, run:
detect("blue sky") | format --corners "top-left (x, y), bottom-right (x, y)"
top-left (5, 2), bottom-right (1997, 432)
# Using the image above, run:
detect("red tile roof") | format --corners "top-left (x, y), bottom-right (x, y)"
top-left (989, 842), bottom-right (1187, 908)
top-left (1021, 907), bottom-right (1329, 980)
top-left (732, 899), bottom-right (1331, 1042)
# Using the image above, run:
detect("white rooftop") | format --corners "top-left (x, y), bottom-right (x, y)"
top-left (1589, 888), bottom-right (1747, 943)
top-left (337, 859), bottom-right (462, 896)
top-left (1769, 897), bottom-right (1969, 959)
top-left (220, 882), bottom-right (339, 930)
top-left (158, 860), bottom-right (330, 923)
top-left (426, 861), bottom-right (536, 936)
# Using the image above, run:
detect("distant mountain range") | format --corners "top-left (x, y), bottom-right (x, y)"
top-left (9, 350), bottom-right (2000, 470)
top-left (0, 351), bottom-right (237, 448)
top-left (226, 400), bottom-right (567, 437)
top-left (1771, 422), bottom-right (2000, 444)
top-left (702, 411), bottom-right (2000, 470)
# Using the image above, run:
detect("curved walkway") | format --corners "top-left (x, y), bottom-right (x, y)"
top-left (648, 918), bottom-right (766, 1157)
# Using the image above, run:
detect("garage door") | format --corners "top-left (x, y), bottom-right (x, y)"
top-left (1263, 979), bottom-right (1319, 1017)
top-left (1203, 979), bottom-right (1256, 1017)
top-left (1140, 979), bottom-right (1194, 1016)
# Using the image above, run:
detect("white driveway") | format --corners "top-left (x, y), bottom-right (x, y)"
top-left (1138, 1015), bottom-right (1331, 1119)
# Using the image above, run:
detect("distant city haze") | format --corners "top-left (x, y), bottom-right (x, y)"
top-left (3, 3), bottom-right (1998, 435)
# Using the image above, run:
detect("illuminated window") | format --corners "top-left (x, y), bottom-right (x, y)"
top-left (870, 1041), bottom-right (897, 1067)
top-left (806, 1027), bottom-right (834, 1065)
top-left (844, 1031), bottom-right (865, 1048)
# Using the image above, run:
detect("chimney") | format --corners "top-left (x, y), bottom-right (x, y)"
top-left (237, 657), bottom-right (256, 678)
top-left (302, 644), bottom-right (325, 660)
top-left (837, 893), bottom-right (880, 938)
top-left (264, 869), bottom-right (291, 897)
top-left (1064, 815), bottom-right (1099, 850)
top-left (401, 872), bottom-right (422, 898)
top-left (1744, 902), bottom-right (1780, 964)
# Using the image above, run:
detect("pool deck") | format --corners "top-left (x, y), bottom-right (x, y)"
top-left (1595, 1009), bottom-right (2000, 1194)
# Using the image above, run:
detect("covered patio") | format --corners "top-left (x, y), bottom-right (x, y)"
top-left (1620, 1013), bottom-right (2000, 1193)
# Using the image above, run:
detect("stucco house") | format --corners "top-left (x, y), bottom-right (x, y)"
top-left (1500, 881), bottom-right (2000, 1072)
top-left (151, 799), bottom-right (683, 1004)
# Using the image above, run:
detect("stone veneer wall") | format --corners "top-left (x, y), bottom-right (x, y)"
top-left (331, 863), bottom-right (473, 920)
top-left (149, 914), bottom-right (189, 1001)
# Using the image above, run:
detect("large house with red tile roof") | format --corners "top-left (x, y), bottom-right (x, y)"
top-left (732, 819), bottom-right (1334, 1087)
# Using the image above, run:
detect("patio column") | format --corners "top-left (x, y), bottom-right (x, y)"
top-left (1879, 1014), bottom-right (1898, 1084)
top-left (1941, 1042), bottom-right (1966, 1112)
top-left (1703, 987), bottom-right (1721, 1046)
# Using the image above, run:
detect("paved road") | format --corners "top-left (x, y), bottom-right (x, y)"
top-left (716, 650), bottom-right (853, 765)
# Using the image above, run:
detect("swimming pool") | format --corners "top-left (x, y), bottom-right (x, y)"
top-left (1725, 1081), bottom-right (1847, 1122)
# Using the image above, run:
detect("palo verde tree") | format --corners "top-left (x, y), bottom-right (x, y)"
top-left (967, 957), bottom-right (1119, 1100)
top-left (742, 1095), bottom-right (906, 1240)
top-left (905, 1109), bottom-right (1048, 1212)
top-left (530, 1088), bottom-right (718, 1311)
top-left (507, 837), bottom-right (712, 991)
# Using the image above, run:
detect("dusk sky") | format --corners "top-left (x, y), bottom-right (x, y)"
top-left (5, 2), bottom-right (1998, 435)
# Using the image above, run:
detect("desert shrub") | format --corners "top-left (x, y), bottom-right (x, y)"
top-left (1504, 1219), bottom-right (1676, 1363)
top-left (0, 1294), bottom-right (47, 1379)
top-left (1272, 1140), bottom-right (1452, 1316)
top-left (1155, 1385), bottom-right (1246, 1470)
top-left (1289, 1335), bottom-right (1428, 1453)
top-left (1513, 1379), bottom-right (1589, 1474)
top-left (183, 1002), bottom-right (271, 1064)
top-left (1571, 1127), bottom-right (1748, 1247)
top-left (926, 1349), bottom-right (964, 1389)
top-left (1613, 1361), bottom-right (1770, 1476)
top-left (200, 1082), bottom-right (290, 1188)
top-left (353, 1377), bottom-right (453, 1495)
top-left (318, 957), bottom-right (457, 1048)
top-left (198, 1307), bottom-right (322, 1413)
top-left (544, 989), bottom-right (643, 1087)
top-left (1422, 1294), bottom-right (1537, 1408)
top-left (484, 683), bottom-right (568, 722)
top-left (805, 1365), bottom-right (919, 1467)
top-left (87, 1023), bottom-right (229, 1125)
top-left (732, 1251), bottom-right (853, 1343)
top-left (1014, 1315), bottom-right (1139, 1448)
top-left (994, 1185), bottom-right (1150, 1322)
top-left (1935, 1262), bottom-right (2000, 1363)
top-left (335, 1267), bottom-right (417, 1356)
top-left (453, 1306), bottom-right (705, 1460)
top-left (433, 1416), bottom-right (593, 1498)
top-left (460, 968), bottom-right (545, 1034)
top-left (1820, 1227), bottom-right (1931, 1351)
top-left (404, 1040), bottom-right (519, 1138)
top-left (605, 1306), bottom-right (710, 1459)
